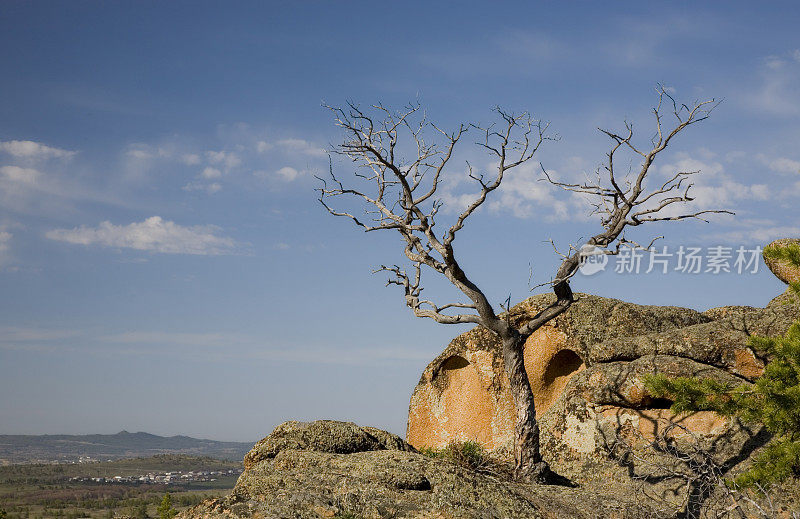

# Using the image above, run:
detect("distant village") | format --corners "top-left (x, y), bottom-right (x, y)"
top-left (69, 467), bottom-right (242, 485)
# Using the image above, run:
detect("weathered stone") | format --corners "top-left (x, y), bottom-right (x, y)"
top-left (703, 305), bottom-right (760, 321)
top-left (764, 238), bottom-right (800, 285)
top-left (538, 355), bottom-right (742, 461)
top-left (767, 286), bottom-right (800, 310)
top-left (568, 355), bottom-right (742, 409)
top-left (407, 291), bottom-right (796, 455)
top-left (182, 421), bottom-right (654, 519)
top-left (243, 420), bottom-right (413, 469)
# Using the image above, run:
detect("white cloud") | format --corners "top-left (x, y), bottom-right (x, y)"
top-left (275, 139), bottom-right (327, 158)
top-left (206, 150), bottom-right (241, 169)
top-left (45, 216), bottom-right (237, 255)
top-left (0, 323), bottom-right (431, 365)
top-left (488, 164), bottom-right (571, 220)
top-left (0, 140), bottom-right (76, 160)
top-left (654, 153), bottom-right (770, 216)
top-left (761, 155), bottom-right (800, 174)
top-left (703, 219), bottom-right (800, 245)
top-left (256, 138), bottom-right (326, 158)
top-left (125, 144), bottom-right (172, 160)
top-left (0, 325), bottom-right (80, 342)
top-left (182, 153), bottom-right (201, 165)
top-left (273, 242), bottom-right (290, 250)
top-left (438, 161), bottom-right (583, 222)
top-left (126, 149), bottom-right (153, 159)
top-left (183, 181), bottom-right (222, 194)
top-left (747, 50), bottom-right (800, 116)
top-left (764, 55), bottom-right (784, 70)
top-left (201, 167), bottom-right (222, 179)
top-left (275, 166), bottom-right (301, 182)
top-left (0, 165), bottom-right (40, 185)
top-left (102, 331), bottom-right (232, 347)
top-left (0, 230), bottom-right (11, 266)
top-left (0, 161), bottom-right (139, 217)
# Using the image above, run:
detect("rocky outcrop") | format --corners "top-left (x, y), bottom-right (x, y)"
top-left (406, 290), bottom-right (799, 457)
top-left (181, 420), bottom-right (651, 519)
top-left (243, 420), bottom-right (413, 469)
top-left (764, 238), bottom-right (800, 285)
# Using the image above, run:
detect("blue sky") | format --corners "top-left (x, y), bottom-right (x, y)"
top-left (1, 1), bottom-right (799, 442)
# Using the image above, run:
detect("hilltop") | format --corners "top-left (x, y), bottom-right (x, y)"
top-left (0, 431), bottom-right (253, 464)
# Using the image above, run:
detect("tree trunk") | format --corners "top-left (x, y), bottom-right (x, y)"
top-left (501, 332), bottom-right (550, 482)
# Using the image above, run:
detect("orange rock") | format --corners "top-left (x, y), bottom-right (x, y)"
top-left (406, 291), bottom-right (794, 457)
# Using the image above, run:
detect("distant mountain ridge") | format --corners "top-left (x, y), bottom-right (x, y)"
top-left (0, 431), bottom-right (254, 464)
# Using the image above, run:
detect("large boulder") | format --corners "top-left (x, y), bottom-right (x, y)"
top-left (181, 420), bottom-right (651, 519)
top-left (764, 238), bottom-right (800, 285)
top-left (406, 292), bottom-right (799, 457)
top-left (243, 420), bottom-right (413, 469)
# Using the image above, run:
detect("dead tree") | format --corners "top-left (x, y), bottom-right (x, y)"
top-left (318, 87), bottom-right (730, 482)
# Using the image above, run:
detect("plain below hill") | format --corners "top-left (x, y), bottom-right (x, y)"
top-left (0, 431), bottom-right (254, 464)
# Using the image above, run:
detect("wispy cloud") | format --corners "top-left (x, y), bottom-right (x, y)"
top-left (0, 229), bottom-right (12, 267)
top-left (418, 30), bottom-right (563, 78)
top-left (0, 159), bottom-right (137, 217)
top-left (654, 152), bottom-right (770, 216)
top-left (205, 150), bottom-right (242, 169)
top-left (757, 154), bottom-right (800, 175)
top-left (488, 163), bottom-right (574, 221)
top-left (182, 181), bottom-right (222, 194)
top-left (0, 165), bottom-right (41, 185)
top-left (439, 160), bottom-right (587, 222)
top-left (254, 166), bottom-right (307, 182)
top-left (0, 140), bottom-right (76, 160)
top-left (275, 166), bottom-right (302, 182)
top-left (102, 331), bottom-right (235, 347)
top-left (182, 153), bottom-right (201, 166)
top-left (115, 130), bottom-right (328, 194)
top-left (746, 49), bottom-right (800, 116)
top-left (45, 216), bottom-right (238, 255)
top-left (0, 326), bottom-right (82, 342)
top-left (702, 219), bottom-right (800, 244)
top-left (0, 326), bottom-right (431, 366)
top-left (272, 138), bottom-right (327, 158)
top-left (200, 167), bottom-right (222, 179)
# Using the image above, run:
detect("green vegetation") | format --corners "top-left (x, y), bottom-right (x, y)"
top-left (0, 455), bottom-right (238, 484)
top-left (132, 503), bottom-right (149, 519)
top-left (645, 241), bottom-right (800, 489)
top-left (0, 456), bottom-right (239, 519)
top-left (764, 241), bottom-right (800, 299)
top-left (646, 322), bottom-right (800, 488)
top-left (420, 440), bottom-right (510, 476)
top-left (156, 494), bottom-right (176, 519)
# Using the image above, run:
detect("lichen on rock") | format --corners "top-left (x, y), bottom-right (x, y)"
top-left (764, 238), bottom-right (800, 285)
top-left (406, 288), bottom-right (799, 459)
top-left (181, 420), bottom-right (652, 519)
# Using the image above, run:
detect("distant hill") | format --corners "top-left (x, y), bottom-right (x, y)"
top-left (0, 431), bottom-right (254, 464)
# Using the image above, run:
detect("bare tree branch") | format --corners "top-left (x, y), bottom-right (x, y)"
top-left (319, 88), bottom-right (730, 481)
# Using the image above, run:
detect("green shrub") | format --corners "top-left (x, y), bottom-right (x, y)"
top-left (645, 241), bottom-right (800, 490)
top-left (156, 494), bottom-right (177, 519)
top-left (419, 440), bottom-right (512, 476)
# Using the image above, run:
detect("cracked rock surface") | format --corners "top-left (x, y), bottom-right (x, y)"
top-left (181, 420), bottom-right (649, 519)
